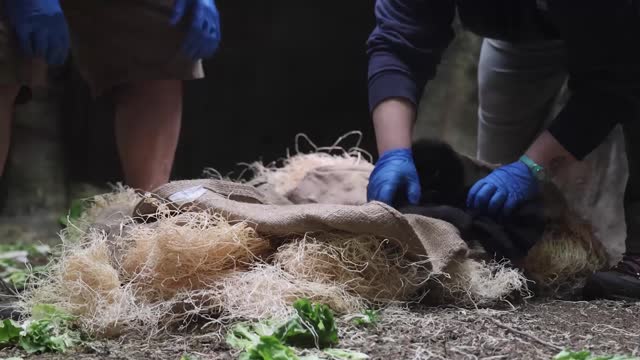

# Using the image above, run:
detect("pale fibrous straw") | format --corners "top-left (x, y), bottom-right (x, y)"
top-left (17, 132), bottom-right (600, 339)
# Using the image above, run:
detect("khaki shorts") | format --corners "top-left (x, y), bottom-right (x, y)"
top-left (0, 0), bottom-right (205, 96)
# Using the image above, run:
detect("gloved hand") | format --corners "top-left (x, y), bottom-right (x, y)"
top-left (170, 0), bottom-right (221, 60)
top-left (466, 159), bottom-right (538, 218)
top-left (367, 148), bottom-right (421, 206)
top-left (4, 0), bottom-right (70, 66)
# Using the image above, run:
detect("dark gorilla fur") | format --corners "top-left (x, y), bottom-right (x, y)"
top-left (398, 138), bottom-right (545, 262)
top-left (410, 139), bottom-right (468, 208)
top-left (399, 139), bottom-right (610, 299)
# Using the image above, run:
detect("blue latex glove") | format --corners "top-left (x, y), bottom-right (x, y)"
top-left (170, 0), bottom-right (221, 60)
top-left (367, 148), bottom-right (421, 206)
top-left (4, 0), bottom-right (70, 66)
top-left (466, 160), bottom-right (539, 218)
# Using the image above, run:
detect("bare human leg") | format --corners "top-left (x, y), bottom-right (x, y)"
top-left (113, 80), bottom-right (183, 191)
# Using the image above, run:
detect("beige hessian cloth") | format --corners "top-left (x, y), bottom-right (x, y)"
top-left (133, 178), bottom-right (470, 274)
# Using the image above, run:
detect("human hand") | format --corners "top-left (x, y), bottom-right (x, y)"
top-left (466, 159), bottom-right (539, 217)
top-left (367, 148), bottom-right (421, 206)
top-left (5, 0), bottom-right (70, 66)
top-left (170, 0), bottom-right (221, 60)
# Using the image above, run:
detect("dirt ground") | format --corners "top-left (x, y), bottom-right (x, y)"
top-left (1, 299), bottom-right (638, 360)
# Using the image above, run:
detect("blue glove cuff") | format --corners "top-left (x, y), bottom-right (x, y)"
top-left (379, 147), bottom-right (412, 160)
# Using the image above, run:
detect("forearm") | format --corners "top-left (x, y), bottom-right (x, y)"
top-left (524, 130), bottom-right (577, 178)
top-left (372, 98), bottom-right (416, 154)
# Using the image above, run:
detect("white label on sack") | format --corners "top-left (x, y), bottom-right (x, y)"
top-left (169, 185), bottom-right (207, 204)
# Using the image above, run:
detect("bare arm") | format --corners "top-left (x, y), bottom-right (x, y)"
top-left (365, 0), bottom-right (454, 205)
top-left (524, 130), bottom-right (577, 178)
top-left (366, 0), bottom-right (455, 156)
top-left (372, 98), bottom-right (416, 155)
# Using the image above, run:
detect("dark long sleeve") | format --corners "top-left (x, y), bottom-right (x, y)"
top-left (548, 80), bottom-right (640, 160)
top-left (547, 1), bottom-right (640, 160)
top-left (366, 0), bottom-right (455, 112)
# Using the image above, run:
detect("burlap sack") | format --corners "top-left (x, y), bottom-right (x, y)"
top-left (134, 179), bottom-right (468, 273)
top-left (285, 163), bottom-right (373, 205)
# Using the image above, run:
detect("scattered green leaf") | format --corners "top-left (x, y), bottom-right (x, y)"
top-left (554, 350), bottom-right (640, 360)
top-left (0, 305), bottom-right (80, 354)
top-left (275, 299), bottom-right (338, 349)
top-left (0, 319), bottom-right (22, 344)
top-left (227, 300), bottom-right (361, 360)
top-left (350, 310), bottom-right (379, 327)
top-left (180, 354), bottom-right (199, 360)
top-left (554, 350), bottom-right (592, 360)
top-left (4, 270), bottom-right (28, 290)
top-left (2, 266), bottom-right (46, 291)
top-left (30, 304), bottom-right (73, 322)
top-left (240, 336), bottom-right (299, 360)
top-left (228, 321), bottom-right (300, 360)
top-left (227, 325), bottom-right (258, 351)
top-left (298, 354), bottom-right (323, 360)
top-left (59, 198), bottom-right (91, 227)
top-left (324, 349), bottom-right (369, 360)
top-left (228, 324), bottom-right (269, 351)
top-left (0, 243), bottom-right (51, 291)
top-left (0, 258), bottom-right (18, 269)
top-left (227, 321), bottom-right (281, 351)
top-left (0, 244), bottom-right (50, 258)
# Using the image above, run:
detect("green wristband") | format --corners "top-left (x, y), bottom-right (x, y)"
top-left (519, 155), bottom-right (547, 181)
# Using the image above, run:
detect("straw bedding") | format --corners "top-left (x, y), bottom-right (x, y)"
top-left (18, 134), bottom-right (607, 338)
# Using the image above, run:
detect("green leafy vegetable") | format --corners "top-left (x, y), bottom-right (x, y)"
top-left (227, 324), bottom-right (268, 351)
top-left (18, 327), bottom-right (77, 354)
top-left (227, 300), bottom-right (349, 360)
top-left (228, 322), bottom-right (300, 360)
top-left (298, 355), bottom-right (323, 360)
top-left (0, 319), bottom-right (22, 344)
top-left (59, 198), bottom-right (91, 227)
top-left (0, 244), bottom-right (50, 258)
top-left (554, 350), bottom-right (640, 360)
top-left (4, 270), bottom-right (28, 289)
top-left (275, 299), bottom-right (338, 349)
top-left (30, 304), bottom-right (73, 322)
top-left (324, 349), bottom-right (369, 360)
top-left (0, 305), bottom-right (80, 354)
top-left (180, 354), bottom-right (199, 360)
top-left (350, 310), bottom-right (379, 327)
top-left (240, 336), bottom-right (299, 360)
top-left (3, 266), bottom-right (47, 291)
top-left (19, 304), bottom-right (80, 354)
top-left (0, 242), bottom-right (51, 291)
top-left (227, 321), bottom-right (281, 351)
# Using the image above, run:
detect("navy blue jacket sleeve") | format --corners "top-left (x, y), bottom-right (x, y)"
top-left (366, 0), bottom-right (456, 112)
top-left (547, 1), bottom-right (640, 160)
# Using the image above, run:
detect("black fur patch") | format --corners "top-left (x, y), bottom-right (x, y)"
top-left (400, 138), bottom-right (545, 262)
top-left (411, 138), bottom-right (467, 208)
